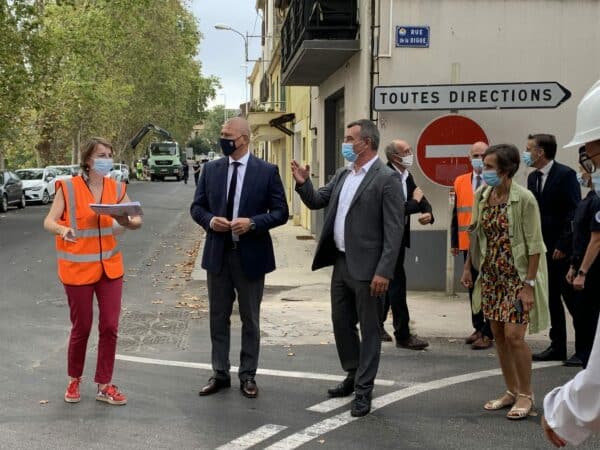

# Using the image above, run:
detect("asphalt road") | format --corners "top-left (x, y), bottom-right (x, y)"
top-left (0, 179), bottom-right (598, 450)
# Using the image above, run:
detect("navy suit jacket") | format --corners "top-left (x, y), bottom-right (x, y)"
top-left (190, 154), bottom-right (289, 279)
top-left (527, 161), bottom-right (580, 254)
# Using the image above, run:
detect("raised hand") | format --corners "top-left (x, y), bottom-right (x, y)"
top-left (291, 160), bottom-right (310, 185)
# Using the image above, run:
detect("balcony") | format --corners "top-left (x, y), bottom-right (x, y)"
top-left (281, 0), bottom-right (359, 86)
top-left (247, 101), bottom-right (294, 141)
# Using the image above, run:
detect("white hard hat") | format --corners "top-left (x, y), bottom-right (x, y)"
top-left (564, 79), bottom-right (600, 148)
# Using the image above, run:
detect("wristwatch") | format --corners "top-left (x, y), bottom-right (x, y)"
top-left (524, 279), bottom-right (536, 287)
top-left (577, 269), bottom-right (587, 277)
top-left (249, 220), bottom-right (256, 232)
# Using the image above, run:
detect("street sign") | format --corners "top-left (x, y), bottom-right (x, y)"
top-left (374, 82), bottom-right (571, 111)
top-left (416, 115), bottom-right (488, 187)
top-left (396, 26), bottom-right (430, 48)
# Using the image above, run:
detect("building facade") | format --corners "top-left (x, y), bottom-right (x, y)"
top-left (275, 0), bottom-right (600, 290)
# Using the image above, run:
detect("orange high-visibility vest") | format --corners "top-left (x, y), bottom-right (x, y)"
top-left (55, 176), bottom-right (125, 285)
top-left (454, 172), bottom-right (475, 251)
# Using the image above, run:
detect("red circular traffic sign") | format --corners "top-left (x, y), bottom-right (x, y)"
top-left (416, 115), bottom-right (488, 187)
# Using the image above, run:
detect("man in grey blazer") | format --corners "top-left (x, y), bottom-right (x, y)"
top-left (291, 119), bottom-right (405, 417)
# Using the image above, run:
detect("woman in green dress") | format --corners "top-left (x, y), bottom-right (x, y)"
top-left (461, 144), bottom-right (549, 420)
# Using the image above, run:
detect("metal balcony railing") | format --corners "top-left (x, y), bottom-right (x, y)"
top-left (281, 0), bottom-right (359, 73)
top-left (248, 100), bottom-right (287, 114)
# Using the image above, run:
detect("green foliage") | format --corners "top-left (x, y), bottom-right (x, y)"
top-left (0, 0), bottom-right (219, 169)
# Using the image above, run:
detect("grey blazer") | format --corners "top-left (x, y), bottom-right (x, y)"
top-left (296, 158), bottom-right (405, 281)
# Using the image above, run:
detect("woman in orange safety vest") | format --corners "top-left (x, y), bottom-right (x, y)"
top-left (44, 137), bottom-right (142, 405)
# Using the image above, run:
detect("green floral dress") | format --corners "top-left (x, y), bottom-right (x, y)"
top-left (480, 203), bottom-right (529, 324)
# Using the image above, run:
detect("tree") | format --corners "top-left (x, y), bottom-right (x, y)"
top-left (3, 0), bottom-right (219, 169)
top-left (0, 1), bottom-right (40, 168)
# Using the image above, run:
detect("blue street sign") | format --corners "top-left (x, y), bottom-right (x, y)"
top-left (396, 26), bottom-right (430, 48)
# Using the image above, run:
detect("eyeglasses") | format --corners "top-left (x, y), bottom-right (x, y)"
top-left (579, 153), bottom-right (596, 174)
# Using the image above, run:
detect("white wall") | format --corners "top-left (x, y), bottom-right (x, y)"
top-left (313, 0), bottom-right (600, 231)
top-left (375, 0), bottom-right (600, 231)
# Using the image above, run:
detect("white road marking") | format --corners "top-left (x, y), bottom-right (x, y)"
top-left (265, 361), bottom-right (562, 449)
top-left (307, 397), bottom-right (355, 413)
top-left (216, 424), bottom-right (288, 450)
top-left (307, 381), bottom-right (417, 413)
top-left (115, 354), bottom-right (395, 386)
top-left (425, 144), bottom-right (471, 158)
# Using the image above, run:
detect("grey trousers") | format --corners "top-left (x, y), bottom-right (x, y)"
top-left (331, 253), bottom-right (382, 396)
top-left (206, 249), bottom-right (265, 382)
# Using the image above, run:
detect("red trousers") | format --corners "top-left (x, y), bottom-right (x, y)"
top-left (63, 275), bottom-right (123, 384)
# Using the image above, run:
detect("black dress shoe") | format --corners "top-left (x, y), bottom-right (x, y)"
top-left (199, 377), bottom-right (231, 396)
top-left (240, 378), bottom-right (258, 398)
top-left (396, 335), bottom-right (429, 350)
top-left (532, 346), bottom-right (567, 361)
top-left (350, 393), bottom-right (372, 417)
top-left (327, 377), bottom-right (355, 398)
top-left (380, 329), bottom-right (393, 342)
top-left (563, 354), bottom-right (583, 367)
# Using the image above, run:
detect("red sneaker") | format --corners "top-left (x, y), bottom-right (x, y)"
top-left (96, 384), bottom-right (127, 405)
top-left (64, 378), bottom-right (81, 403)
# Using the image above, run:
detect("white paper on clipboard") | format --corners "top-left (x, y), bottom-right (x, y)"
top-left (89, 202), bottom-right (143, 216)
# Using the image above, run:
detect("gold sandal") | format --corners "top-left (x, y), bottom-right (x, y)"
top-left (484, 390), bottom-right (516, 411)
top-left (507, 393), bottom-right (536, 420)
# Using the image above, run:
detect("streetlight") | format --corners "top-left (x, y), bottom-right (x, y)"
top-left (214, 23), bottom-right (249, 62)
top-left (241, 63), bottom-right (249, 107)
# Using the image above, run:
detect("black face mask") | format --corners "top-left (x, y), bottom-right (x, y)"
top-left (220, 137), bottom-right (240, 156)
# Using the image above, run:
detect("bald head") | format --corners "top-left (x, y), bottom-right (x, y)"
top-left (385, 139), bottom-right (414, 171)
top-left (470, 141), bottom-right (488, 159)
top-left (223, 117), bottom-right (250, 138)
top-left (220, 117), bottom-right (251, 159)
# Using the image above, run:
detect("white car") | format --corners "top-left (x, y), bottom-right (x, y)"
top-left (107, 163), bottom-right (130, 184)
top-left (47, 165), bottom-right (75, 181)
top-left (15, 168), bottom-right (57, 205)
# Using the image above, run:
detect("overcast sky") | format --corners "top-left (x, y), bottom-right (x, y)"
top-left (191, 1), bottom-right (262, 109)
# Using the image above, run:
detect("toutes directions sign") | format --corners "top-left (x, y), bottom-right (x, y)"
top-left (374, 82), bottom-right (571, 111)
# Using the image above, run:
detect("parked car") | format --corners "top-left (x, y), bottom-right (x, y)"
top-left (108, 163), bottom-right (130, 184)
top-left (0, 170), bottom-right (26, 212)
top-left (47, 165), bottom-right (75, 181)
top-left (15, 168), bottom-right (57, 205)
top-left (68, 164), bottom-right (81, 176)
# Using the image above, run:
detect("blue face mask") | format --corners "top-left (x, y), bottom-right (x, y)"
top-left (93, 158), bottom-right (113, 176)
top-left (341, 143), bottom-right (357, 162)
top-left (219, 137), bottom-right (239, 156)
top-left (482, 169), bottom-right (501, 187)
top-left (471, 158), bottom-right (484, 171)
top-left (522, 151), bottom-right (534, 167)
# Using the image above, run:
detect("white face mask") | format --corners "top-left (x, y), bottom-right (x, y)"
top-left (399, 154), bottom-right (414, 168)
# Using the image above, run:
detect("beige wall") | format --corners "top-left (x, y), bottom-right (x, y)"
top-left (312, 0), bottom-right (600, 232)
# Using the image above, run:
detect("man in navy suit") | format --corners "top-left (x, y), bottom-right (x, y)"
top-left (524, 133), bottom-right (581, 364)
top-left (190, 117), bottom-right (288, 398)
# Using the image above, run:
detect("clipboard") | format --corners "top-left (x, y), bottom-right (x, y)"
top-left (89, 202), bottom-right (143, 216)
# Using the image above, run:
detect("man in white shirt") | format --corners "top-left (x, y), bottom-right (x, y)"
top-left (379, 140), bottom-right (434, 350)
top-left (292, 119), bottom-right (404, 417)
top-left (191, 117), bottom-right (289, 399)
top-left (525, 134), bottom-right (581, 365)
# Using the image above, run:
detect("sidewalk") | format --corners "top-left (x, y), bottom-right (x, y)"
top-left (192, 222), bottom-right (560, 346)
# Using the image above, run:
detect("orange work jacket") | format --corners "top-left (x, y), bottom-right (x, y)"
top-left (55, 176), bottom-right (125, 285)
top-left (454, 172), bottom-right (475, 251)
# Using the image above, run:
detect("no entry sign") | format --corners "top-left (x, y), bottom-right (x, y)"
top-left (416, 115), bottom-right (488, 187)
